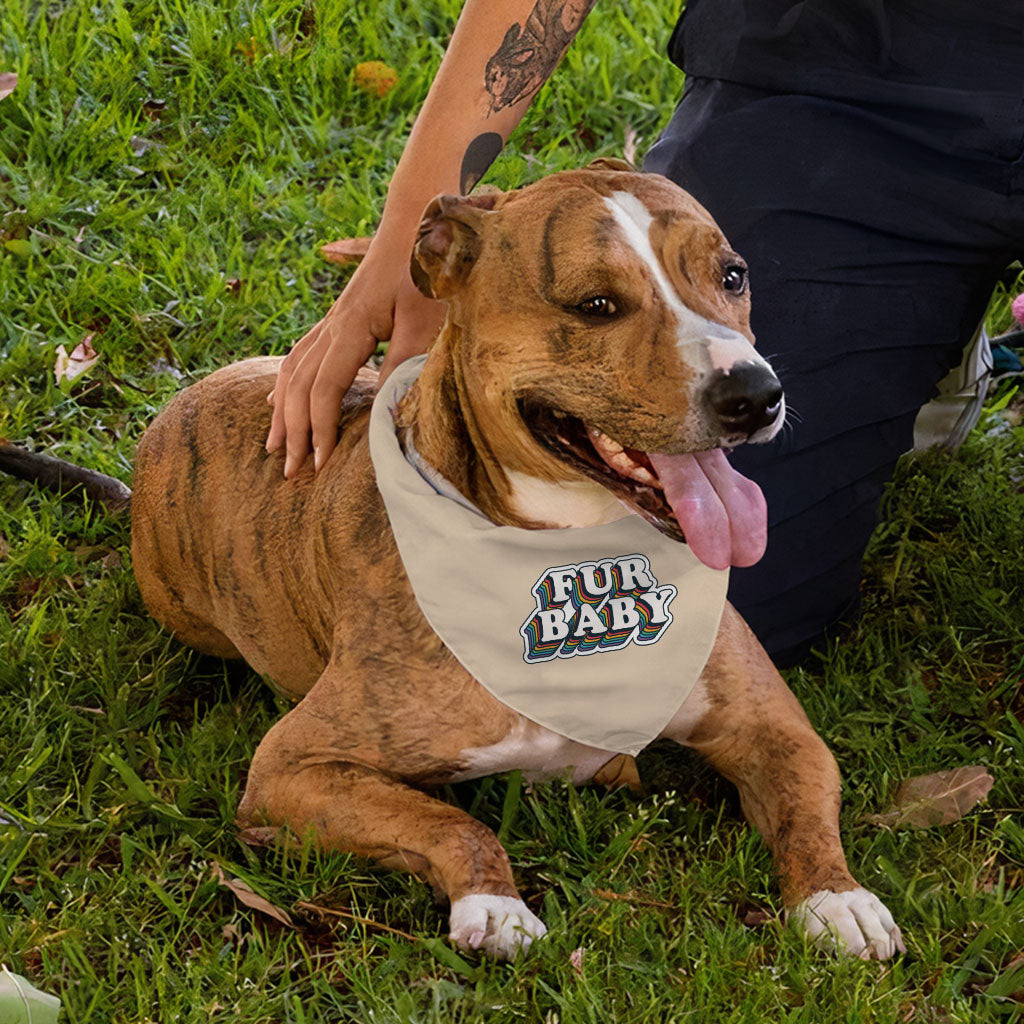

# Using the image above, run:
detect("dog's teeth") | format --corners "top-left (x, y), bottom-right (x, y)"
top-left (587, 427), bottom-right (624, 457)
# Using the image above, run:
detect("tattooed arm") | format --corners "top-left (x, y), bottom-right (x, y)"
top-left (267, 0), bottom-right (596, 477)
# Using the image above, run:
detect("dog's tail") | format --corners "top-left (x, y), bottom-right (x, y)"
top-left (0, 441), bottom-right (131, 511)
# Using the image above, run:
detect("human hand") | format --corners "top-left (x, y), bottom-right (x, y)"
top-left (266, 245), bottom-right (446, 477)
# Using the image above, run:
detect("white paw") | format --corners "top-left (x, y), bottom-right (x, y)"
top-left (789, 887), bottom-right (905, 960)
top-left (449, 894), bottom-right (547, 960)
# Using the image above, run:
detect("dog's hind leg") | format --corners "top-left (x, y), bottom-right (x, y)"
top-left (664, 604), bottom-right (904, 960)
top-left (238, 692), bottom-right (546, 960)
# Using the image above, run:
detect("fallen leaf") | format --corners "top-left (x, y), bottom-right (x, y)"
top-left (54, 333), bottom-right (100, 386)
top-left (236, 36), bottom-right (260, 62)
top-left (224, 277), bottom-right (242, 295)
top-left (570, 947), bottom-right (584, 977)
top-left (0, 73), bottom-right (16, 102)
top-left (0, 534), bottom-right (7, 560)
top-left (0, 966), bottom-right (61, 1024)
top-left (353, 61), bottom-right (398, 97)
top-left (739, 905), bottom-right (772, 928)
top-left (236, 825), bottom-right (282, 848)
top-left (140, 97), bottom-right (166, 121)
top-left (320, 236), bottom-right (373, 265)
top-left (74, 544), bottom-right (108, 564)
top-left (213, 863), bottom-right (294, 928)
top-left (101, 550), bottom-right (122, 569)
top-left (867, 766), bottom-right (994, 829)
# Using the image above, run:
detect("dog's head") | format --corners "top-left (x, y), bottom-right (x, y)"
top-left (410, 164), bottom-right (785, 569)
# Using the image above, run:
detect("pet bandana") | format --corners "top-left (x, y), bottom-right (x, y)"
top-left (369, 356), bottom-right (729, 756)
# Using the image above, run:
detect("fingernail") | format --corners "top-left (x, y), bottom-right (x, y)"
top-left (266, 389), bottom-right (275, 405)
top-left (284, 455), bottom-right (295, 478)
top-left (313, 446), bottom-right (323, 472)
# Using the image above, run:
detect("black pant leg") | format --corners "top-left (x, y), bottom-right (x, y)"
top-left (645, 79), bottom-right (1018, 660)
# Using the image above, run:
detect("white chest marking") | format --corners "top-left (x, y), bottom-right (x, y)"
top-left (603, 191), bottom-right (770, 378)
top-left (455, 717), bottom-right (618, 785)
top-left (505, 470), bottom-right (634, 527)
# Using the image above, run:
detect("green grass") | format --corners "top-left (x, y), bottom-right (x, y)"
top-left (1, 1), bottom-right (1023, 1021)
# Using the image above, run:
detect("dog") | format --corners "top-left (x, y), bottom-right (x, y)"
top-left (126, 162), bottom-right (903, 960)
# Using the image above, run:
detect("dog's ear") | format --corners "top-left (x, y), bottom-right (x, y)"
top-left (585, 157), bottom-right (635, 173)
top-left (411, 193), bottom-right (501, 299)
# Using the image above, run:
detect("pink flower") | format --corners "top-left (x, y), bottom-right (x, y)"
top-left (1012, 293), bottom-right (1024, 328)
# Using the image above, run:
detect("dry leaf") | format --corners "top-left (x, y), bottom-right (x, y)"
top-left (101, 550), bottom-right (123, 569)
top-left (569, 947), bottom-right (584, 978)
top-left (54, 333), bottom-right (100, 385)
top-left (320, 237), bottom-right (373, 265)
top-left (213, 863), bottom-right (294, 928)
top-left (236, 825), bottom-right (282, 848)
top-left (0, 73), bottom-right (16, 102)
top-left (352, 61), bottom-right (398, 97)
top-left (867, 766), bottom-right (994, 829)
top-left (74, 544), bottom-right (108, 564)
top-left (741, 906), bottom-right (772, 928)
top-left (224, 277), bottom-right (242, 295)
top-left (236, 36), bottom-right (259, 62)
top-left (0, 534), bottom-right (8, 560)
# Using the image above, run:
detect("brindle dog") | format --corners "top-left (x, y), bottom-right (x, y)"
top-left (128, 165), bottom-right (903, 960)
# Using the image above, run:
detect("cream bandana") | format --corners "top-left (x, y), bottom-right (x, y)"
top-left (369, 356), bottom-right (729, 756)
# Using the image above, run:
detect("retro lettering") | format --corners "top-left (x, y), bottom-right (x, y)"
top-left (520, 553), bottom-right (677, 663)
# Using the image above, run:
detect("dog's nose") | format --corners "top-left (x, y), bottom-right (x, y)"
top-left (704, 363), bottom-right (784, 438)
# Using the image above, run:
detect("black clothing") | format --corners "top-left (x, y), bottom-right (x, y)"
top-left (670, 1), bottom-right (1024, 114)
top-left (646, 6), bottom-right (1024, 661)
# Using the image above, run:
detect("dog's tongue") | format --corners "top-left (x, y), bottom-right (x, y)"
top-left (648, 450), bottom-right (766, 570)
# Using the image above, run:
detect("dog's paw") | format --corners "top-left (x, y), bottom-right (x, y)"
top-left (789, 887), bottom-right (905, 960)
top-left (449, 894), bottom-right (547, 960)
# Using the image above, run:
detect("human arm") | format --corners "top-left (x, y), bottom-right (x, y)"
top-left (267, 0), bottom-right (597, 477)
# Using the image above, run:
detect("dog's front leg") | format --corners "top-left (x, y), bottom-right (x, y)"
top-left (237, 683), bottom-right (546, 960)
top-left (663, 604), bottom-right (904, 959)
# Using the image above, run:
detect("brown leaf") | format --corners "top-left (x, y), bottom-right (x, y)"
top-left (0, 73), bottom-right (16, 102)
top-left (101, 550), bottom-right (123, 569)
top-left (352, 61), bottom-right (398, 97)
top-left (0, 534), bottom-right (8, 560)
top-left (236, 825), bottom-right (282, 848)
top-left (54, 333), bottom-right (100, 385)
top-left (867, 766), bottom-right (994, 829)
top-left (74, 544), bottom-right (108, 564)
top-left (212, 863), bottom-right (294, 928)
top-left (569, 947), bottom-right (584, 977)
top-left (320, 237), bottom-right (373, 265)
top-left (224, 277), bottom-right (242, 295)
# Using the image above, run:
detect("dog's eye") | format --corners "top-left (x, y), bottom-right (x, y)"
top-left (575, 295), bottom-right (617, 317)
top-left (722, 264), bottom-right (748, 295)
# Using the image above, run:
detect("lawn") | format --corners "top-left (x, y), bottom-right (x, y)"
top-left (0, 1), bottom-right (1022, 1021)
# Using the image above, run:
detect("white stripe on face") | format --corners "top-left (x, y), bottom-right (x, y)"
top-left (603, 191), bottom-right (771, 377)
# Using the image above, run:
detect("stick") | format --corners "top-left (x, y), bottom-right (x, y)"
top-left (293, 901), bottom-right (421, 942)
top-left (0, 441), bottom-right (131, 511)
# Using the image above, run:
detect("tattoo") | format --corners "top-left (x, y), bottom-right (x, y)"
top-left (484, 0), bottom-right (596, 113)
top-left (460, 132), bottom-right (504, 193)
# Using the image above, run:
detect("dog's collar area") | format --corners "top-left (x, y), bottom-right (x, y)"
top-left (400, 428), bottom-right (481, 516)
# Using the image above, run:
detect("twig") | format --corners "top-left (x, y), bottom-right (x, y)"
top-left (588, 888), bottom-right (677, 911)
top-left (0, 441), bottom-right (131, 511)
top-left (293, 901), bottom-right (421, 942)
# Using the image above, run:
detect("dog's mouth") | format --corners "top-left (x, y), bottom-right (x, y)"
top-left (519, 401), bottom-right (767, 570)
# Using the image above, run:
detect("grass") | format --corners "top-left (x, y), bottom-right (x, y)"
top-left (0, 0), bottom-right (1022, 1020)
